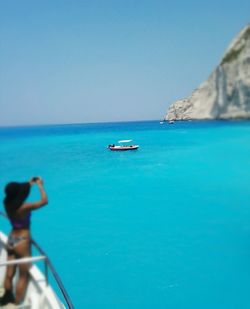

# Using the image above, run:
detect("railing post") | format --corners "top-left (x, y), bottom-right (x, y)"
top-left (44, 259), bottom-right (49, 286)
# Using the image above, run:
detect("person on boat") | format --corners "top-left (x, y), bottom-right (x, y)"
top-left (0, 177), bottom-right (48, 306)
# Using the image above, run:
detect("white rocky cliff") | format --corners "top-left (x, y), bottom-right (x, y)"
top-left (166, 24), bottom-right (250, 120)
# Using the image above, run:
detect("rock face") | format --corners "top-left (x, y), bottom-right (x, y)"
top-left (166, 24), bottom-right (250, 120)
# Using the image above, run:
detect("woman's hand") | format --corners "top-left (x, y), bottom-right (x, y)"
top-left (36, 177), bottom-right (44, 186)
top-left (30, 176), bottom-right (43, 186)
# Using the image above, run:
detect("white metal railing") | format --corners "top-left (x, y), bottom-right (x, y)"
top-left (0, 256), bottom-right (46, 267)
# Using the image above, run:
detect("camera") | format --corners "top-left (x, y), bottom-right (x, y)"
top-left (32, 177), bottom-right (39, 182)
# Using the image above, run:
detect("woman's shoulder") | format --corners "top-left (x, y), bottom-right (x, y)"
top-left (16, 205), bottom-right (31, 216)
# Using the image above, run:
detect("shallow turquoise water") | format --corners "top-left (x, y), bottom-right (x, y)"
top-left (0, 120), bottom-right (250, 308)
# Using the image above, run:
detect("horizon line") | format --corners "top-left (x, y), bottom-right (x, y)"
top-left (0, 118), bottom-right (160, 129)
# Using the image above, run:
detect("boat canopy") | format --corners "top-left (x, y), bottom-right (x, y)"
top-left (118, 139), bottom-right (132, 143)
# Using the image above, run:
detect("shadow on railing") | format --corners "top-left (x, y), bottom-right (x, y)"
top-left (0, 211), bottom-right (74, 309)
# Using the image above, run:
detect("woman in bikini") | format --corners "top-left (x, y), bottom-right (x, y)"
top-left (0, 177), bottom-right (48, 306)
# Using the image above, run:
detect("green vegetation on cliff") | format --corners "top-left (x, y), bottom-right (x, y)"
top-left (221, 46), bottom-right (244, 65)
top-left (221, 25), bottom-right (250, 65)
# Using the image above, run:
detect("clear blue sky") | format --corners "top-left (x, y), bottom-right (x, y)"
top-left (0, 0), bottom-right (249, 126)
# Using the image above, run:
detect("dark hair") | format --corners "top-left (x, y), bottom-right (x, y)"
top-left (3, 182), bottom-right (31, 217)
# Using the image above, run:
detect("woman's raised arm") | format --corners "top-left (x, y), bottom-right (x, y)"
top-left (19, 178), bottom-right (48, 212)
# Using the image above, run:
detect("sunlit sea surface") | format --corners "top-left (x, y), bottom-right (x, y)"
top-left (0, 120), bottom-right (250, 309)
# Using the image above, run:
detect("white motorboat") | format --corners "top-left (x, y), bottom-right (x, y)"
top-left (108, 140), bottom-right (139, 151)
top-left (0, 212), bottom-right (74, 309)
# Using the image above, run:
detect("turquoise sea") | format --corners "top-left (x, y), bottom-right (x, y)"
top-left (0, 120), bottom-right (250, 309)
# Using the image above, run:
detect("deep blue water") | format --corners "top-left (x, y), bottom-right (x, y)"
top-left (0, 120), bottom-right (250, 309)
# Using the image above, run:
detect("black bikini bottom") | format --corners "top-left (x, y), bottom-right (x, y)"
top-left (7, 235), bottom-right (29, 255)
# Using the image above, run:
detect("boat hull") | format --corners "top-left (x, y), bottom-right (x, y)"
top-left (108, 145), bottom-right (139, 151)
